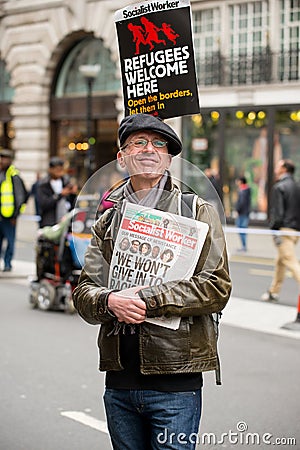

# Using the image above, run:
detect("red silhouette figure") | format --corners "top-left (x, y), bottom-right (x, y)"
top-left (140, 17), bottom-right (166, 50)
top-left (160, 22), bottom-right (180, 45)
top-left (127, 23), bottom-right (147, 55)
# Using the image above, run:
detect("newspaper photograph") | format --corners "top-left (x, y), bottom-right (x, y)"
top-left (108, 202), bottom-right (209, 329)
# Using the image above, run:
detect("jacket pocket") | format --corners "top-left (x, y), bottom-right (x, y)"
top-left (190, 315), bottom-right (217, 360)
top-left (140, 318), bottom-right (191, 366)
top-left (98, 325), bottom-right (121, 371)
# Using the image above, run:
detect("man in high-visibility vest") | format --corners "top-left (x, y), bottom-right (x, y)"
top-left (0, 149), bottom-right (28, 272)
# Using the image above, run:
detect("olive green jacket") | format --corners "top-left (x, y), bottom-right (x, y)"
top-left (73, 178), bottom-right (232, 376)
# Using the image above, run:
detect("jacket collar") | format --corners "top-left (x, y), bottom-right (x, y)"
top-left (277, 173), bottom-right (292, 183)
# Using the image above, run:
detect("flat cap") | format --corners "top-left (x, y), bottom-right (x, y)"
top-left (118, 113), bottom-right (182, 156)
top-left (49, 156), bottom-right (64, 167)
top-left (0, 149), bottom-right (14, 158)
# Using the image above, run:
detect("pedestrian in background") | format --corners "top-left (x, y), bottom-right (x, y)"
top-left (235, 176), bottom-right (251, 252)
top-left (37, 157), bottom-right (77, 227)
top-left (73, 113), bottom-right (231, 450)
top-left (0, 149), bottom-right (29, 272)
top-left (204, 167), bottom-right (222, 200)
top-left (261, 159), bottom-right (300, 302)
top-left (204, 167), bottom-right (223, 218)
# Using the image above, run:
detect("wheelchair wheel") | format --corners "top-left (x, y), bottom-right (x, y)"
top-left (29, 280), bottom-right (39, 309)
top-left (37, 280), bottom-right (56, 311)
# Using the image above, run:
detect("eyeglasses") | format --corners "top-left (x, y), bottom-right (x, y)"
top-left (120, 138), bottom-right (168, 152)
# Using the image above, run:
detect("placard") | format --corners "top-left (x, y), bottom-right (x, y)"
top-left (115, 0), bottom-right (200, 119)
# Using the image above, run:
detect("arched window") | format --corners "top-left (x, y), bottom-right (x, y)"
top-left (54, 37), bottom-right (120, 97)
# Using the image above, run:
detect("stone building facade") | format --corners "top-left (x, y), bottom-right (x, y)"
top-left (0, 0), bottom-right (132, 186)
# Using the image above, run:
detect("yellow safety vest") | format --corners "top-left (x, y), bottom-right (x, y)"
top-left (0, 165), bottom-right (19, 218)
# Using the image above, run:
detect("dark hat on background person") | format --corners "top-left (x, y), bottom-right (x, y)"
top-left (0, 148), bottom-right (14, 159)
top-left (49, 156), bottom-right (64, 168)
top-left (118, 113), bottom-right (182, 156)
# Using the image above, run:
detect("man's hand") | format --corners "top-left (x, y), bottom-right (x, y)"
top-left (107, 291), bottom-right (146, 324)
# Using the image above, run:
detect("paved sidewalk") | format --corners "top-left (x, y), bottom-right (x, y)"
top-left (223, 296), bottom-right (300, 340)
top-left (0, 260), bottom-right (35, 279)
top-left (226, 227), bottom-right (277, 261)
top-left (16, 214), bottom-right (40, 244)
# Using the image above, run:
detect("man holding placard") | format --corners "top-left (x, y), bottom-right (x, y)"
top-left (73, 113), bottom-right (231, 449)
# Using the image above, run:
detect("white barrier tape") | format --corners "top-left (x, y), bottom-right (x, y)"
top-left (225, 226), bottom-right (300, 237)
top-left (20, 214), bottom-right (300, 237)
top-left (21, 214), bottom-right (41, 222)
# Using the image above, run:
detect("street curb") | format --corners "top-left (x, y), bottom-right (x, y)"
top-left (222, 296), bottom-right (300, 340)
top-left (229, 254), bottom-right (275, 265)
top-left (0, 260), bottom-right (35, 279)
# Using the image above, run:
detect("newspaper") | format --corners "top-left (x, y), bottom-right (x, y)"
top-left (108, 202), bottom-right (209, 329)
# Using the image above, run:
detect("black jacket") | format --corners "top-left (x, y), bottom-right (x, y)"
top-left (236, 184), bottom-right (251, 216)
top-left (269, 174), bottom-right (300, 230)
top-left (37, 175), bottom-right (76, 227)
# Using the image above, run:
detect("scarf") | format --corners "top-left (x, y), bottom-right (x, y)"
top-left (122, 170), bottom-right (168, 209)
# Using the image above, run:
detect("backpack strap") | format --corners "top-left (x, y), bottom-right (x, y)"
top-left (97, 205), bottom-right (117, 241)
top-left (179, 192), bottom-right (198, 219)
top-left (213, 312), bottom-right (222, 385)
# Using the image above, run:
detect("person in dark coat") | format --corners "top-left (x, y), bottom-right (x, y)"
top-left (235, 176), bottom-right (251, 252)
top-left (30, 172), bottom-right (41, 217)
top-left (37, 157), bottom-right (77, 227)
top-left (261, 159), bottom-right (300, 302)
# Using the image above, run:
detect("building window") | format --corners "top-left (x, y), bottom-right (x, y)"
top-left (223, 111), bottom-right (274, 220)
top-left (182, 106), bottom-right (300, 222)
top-left (192, 2), bottom-right (273, 86)
top-left (193, 8), bottom-right (221, 85)
top-left (229, 1), bottom-right (270, 85)
top-left (279, 0), bottom-right (300, 80)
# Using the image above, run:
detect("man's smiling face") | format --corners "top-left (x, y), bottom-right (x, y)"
top-left (117, 130), bottom-right (172, 182)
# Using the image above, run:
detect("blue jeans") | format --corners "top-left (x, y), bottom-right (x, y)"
top-left (0, 218), bottom-right (16, 269)
top-left (236, 215), bottom-right (249, 249)
top-left (103, 389), bottom-right (202, 450)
